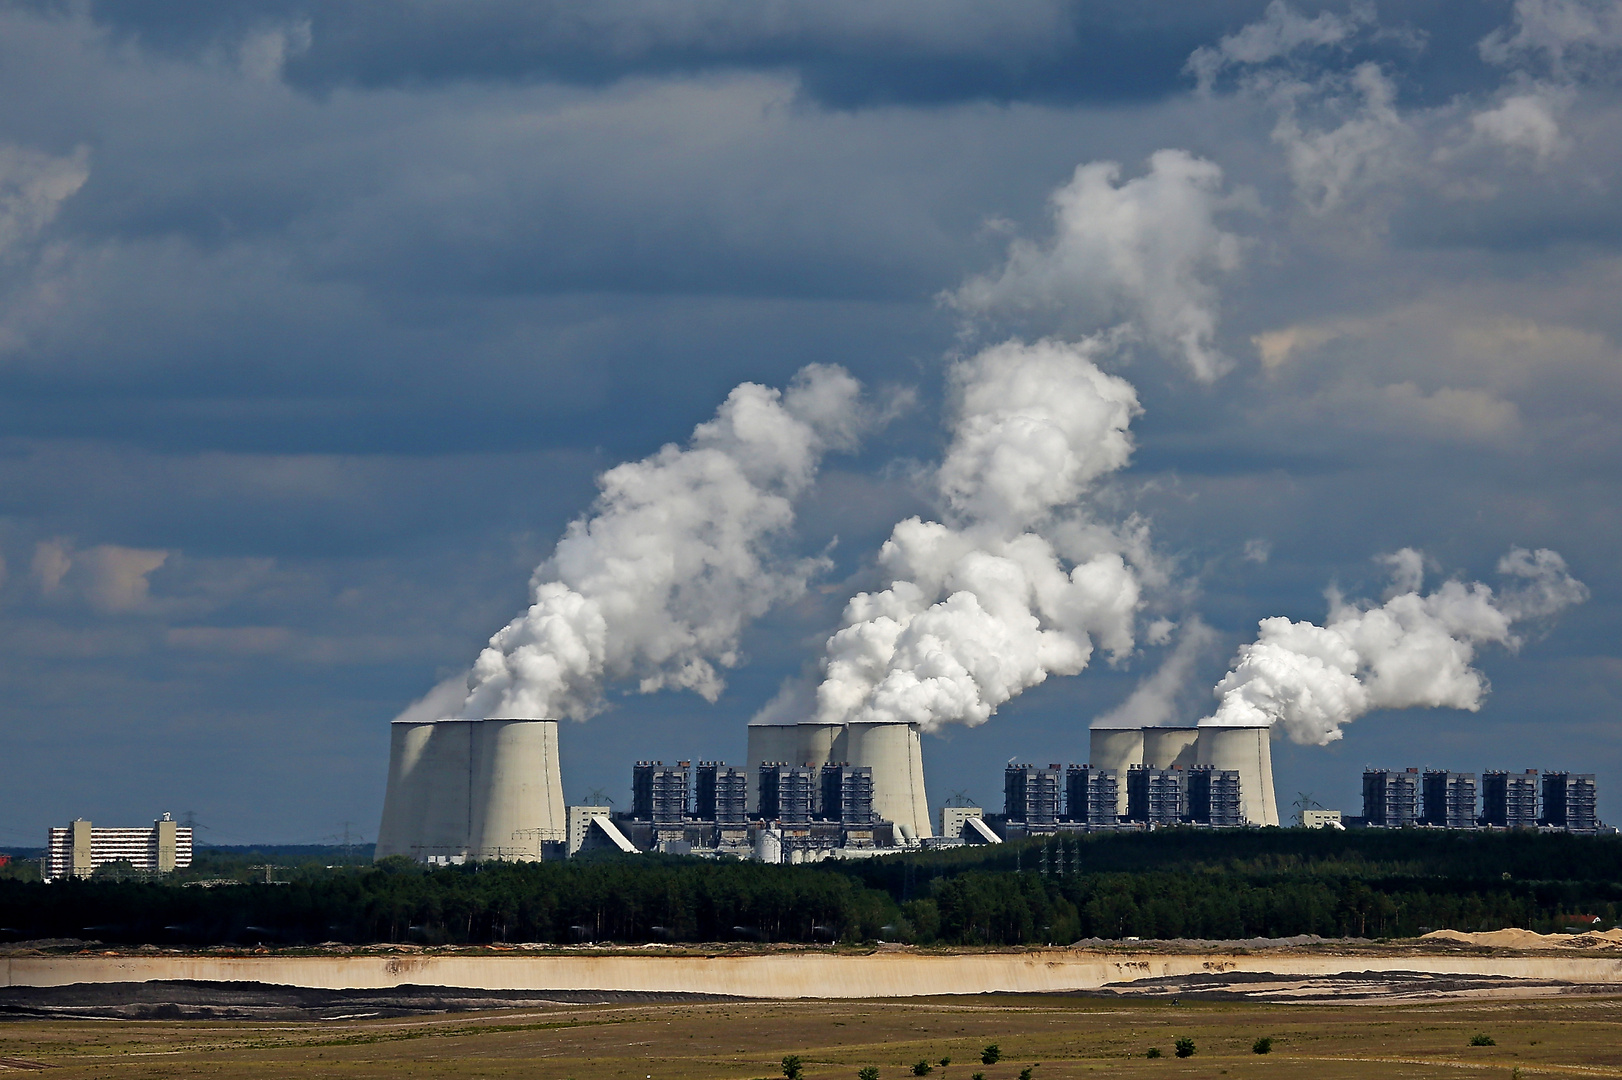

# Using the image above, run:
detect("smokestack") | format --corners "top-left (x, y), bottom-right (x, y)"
top-left (375, 718), bottom-right (564, 861)
top-left (1195, 724), bottom-right (1279, 827)
top-left (842, 721), bottom-right (932, 838)
top-left (1088, 725), bottom-right (1144, 817)
top-left (1141, 726), bottom-right (1199, 769)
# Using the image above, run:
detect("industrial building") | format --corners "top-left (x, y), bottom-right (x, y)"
top-left (1363, 769), bottom-right (1420, 827)
top-left (1002, 761), bottom-right (1238, 832)
top-left (938, 805), bottom-right (1002, 844)
top-left (1542, 772), bottom-right (1598, 831)
top-left (1064, 765), bottom-right (1119, 826)
top-left (694, 761), bottom-right (748, 826)
top-left (1004, 765), bottom-right (1062, 829)
top-left (578, 759), bottom-right (886, 860)
top-left (1481, 771), bottom-right (1539, 828)
top-left (1187, 765), bottom-right (1243, 827)
top-left (632, 761), bottom-right (690, 826)
top-left (44, 815), bottom-right (192, 881)
top-left (1421, 771), bottom-right (1478, 829)
top-left (1362, 768), bottom-right (1602, 832)
top-left (1126, 765), bottom-right (1184, 825)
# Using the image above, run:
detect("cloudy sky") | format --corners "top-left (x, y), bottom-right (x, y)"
top-left (1, 0), bottom-right (1618, 845)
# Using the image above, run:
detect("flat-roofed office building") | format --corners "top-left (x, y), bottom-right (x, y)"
top-left (45, 815), bottom-right (193, 881)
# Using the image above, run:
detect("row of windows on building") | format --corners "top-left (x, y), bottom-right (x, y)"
top-left (631, 760), bottom-right (876, 827)
top-left (1362, 769), bottom-right (1599, 830)
top-left (1004, 763), bottom-right (1244, 828)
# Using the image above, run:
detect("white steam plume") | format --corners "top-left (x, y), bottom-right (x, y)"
top-left (797, 338), bottom-right (1145, 732)
top-left (1203, 547), bottom-right (1588, 745)
top-left (1093, 617), bottom-right (1220, 730)
top-left (950, 150), bottom-right (1243, 382)
top-left (403, 364), bottom-right (869, 723)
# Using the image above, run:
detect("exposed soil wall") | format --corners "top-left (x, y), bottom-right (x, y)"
top-left (9, 950), bottom-right (1622, 999)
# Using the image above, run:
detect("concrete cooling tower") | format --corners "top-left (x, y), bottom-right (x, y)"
top-left (795, 721), bottom-right (844, 770)
top-left (1089, 725), bottom-right (1144, 816)
top-left (375, 718), bottom-right (565, 862)
top-left (745, 722), bottom-right (802, 814)
top-left (1196, 724), bottom-right (1280, 827)
top-left (843, 721), bottom-right (932, 839)
top-left (1141, 725), bottom-right (1200, 769)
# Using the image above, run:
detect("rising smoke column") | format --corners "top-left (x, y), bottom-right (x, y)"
top-left (1203, 547), bottom-right (1588, 745)
top-left (402, 364), bottom-right (870, 723)
top-left (805, 337), bottom-right (1145, 731)
top-left (950, 149), bottom-right (1244, 382)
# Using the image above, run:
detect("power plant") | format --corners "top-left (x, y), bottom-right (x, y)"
top-left (1085, 723), bottom-right (1281, 828)
top-left (747, 720), bottom-right (932, 840)
top-left (376, 716), bottom-right (1288, 863)
top-left (365, 712), bottom-right (1609, 863)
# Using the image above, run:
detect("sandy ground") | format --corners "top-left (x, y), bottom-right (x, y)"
top-left (8, 936), bottom-right (1622, 1003)
top-left (1422, 927), bottom-right (1622, 949)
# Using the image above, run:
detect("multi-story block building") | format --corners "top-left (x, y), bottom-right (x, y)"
top-left (45, 815), bottom-right (192, 881)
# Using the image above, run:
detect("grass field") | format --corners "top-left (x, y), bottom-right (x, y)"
top-left (2, 994), bottom-right (1619, 1079)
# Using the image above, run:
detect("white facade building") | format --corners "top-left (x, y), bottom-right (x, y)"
top-left (44, 815), bottom-right (193, 881)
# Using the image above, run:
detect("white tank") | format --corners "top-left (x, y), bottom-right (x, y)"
top-left (843, 721), bottom-right (932, 839)
top-left (1142, 726), bottom-right (1200, 769)
top-left (746, 723), bottom-right (802, 813)
top-left (470, 719), bottom-right (566, 860)
top-left (1089, 726), bottom-right (1144, 816)
top-left (754, 827), bottom-right (783, 864)
top-left (1196, 724), bottom-right (1280, 827)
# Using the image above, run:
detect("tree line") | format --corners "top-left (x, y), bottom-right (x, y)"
top-left (1, 829), bottom-right (1618, 947)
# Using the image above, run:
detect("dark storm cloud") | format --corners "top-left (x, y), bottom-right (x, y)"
top-left (66, 0), bottom-right (1513, 107)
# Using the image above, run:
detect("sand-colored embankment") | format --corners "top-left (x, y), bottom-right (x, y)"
top-left (1423, 927), bottom-right (1622, 949)
top-left (8, 950), bottom-right (1622, 998)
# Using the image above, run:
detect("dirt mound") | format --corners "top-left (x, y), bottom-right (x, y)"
top-left (1422, 928), bottom-right (1622, 949)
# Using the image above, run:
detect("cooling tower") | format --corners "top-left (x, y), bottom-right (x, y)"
top-left (746, 723), bottom-right (802, 814)
top-left (383, 719), bottom-right (478, 859)
top-left (1141, 725), bottom-right (1200, 769)
top-left (375, 718), bottom-right (565, 861)
top-left (1195, 724), bottom-right (1279, 827)
top-left (796, 721), bottom-right (845, 769)
top-left (843, 721), bottom-right (931, 839)
top-left (1089, 725), bottom-right (1144, 816)
top-left (376, 720), bottom-right (440, 858)
top-left (469, 719), bottom-right (565, 859)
